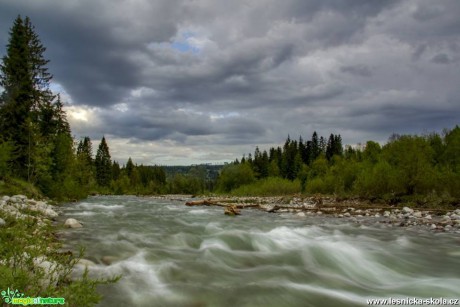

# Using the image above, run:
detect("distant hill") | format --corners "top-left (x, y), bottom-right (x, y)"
top-left (161, 164), bottom-right (226, 181)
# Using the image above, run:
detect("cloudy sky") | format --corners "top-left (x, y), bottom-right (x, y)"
top-left (1, 0), bottom-right (459, 165)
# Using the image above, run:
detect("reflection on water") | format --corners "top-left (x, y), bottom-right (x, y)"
top-left (60, 196), bottom-right (460, 307)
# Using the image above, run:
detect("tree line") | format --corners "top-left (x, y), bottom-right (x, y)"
top-left (217, 128), bottom-right (460, 204)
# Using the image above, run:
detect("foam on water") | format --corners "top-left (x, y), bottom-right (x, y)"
top-left (60, 196), bottom-right (460, 307)
top-left (77, 203), bottom-right (125, 210)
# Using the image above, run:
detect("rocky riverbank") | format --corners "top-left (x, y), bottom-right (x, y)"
top-left (184, 196), bottom-right (460, 232)
top-left (0, 195), bottom-right (69, 288)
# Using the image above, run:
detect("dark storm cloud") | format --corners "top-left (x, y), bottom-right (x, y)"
top-left (1, 0), bottom-right (460, 164)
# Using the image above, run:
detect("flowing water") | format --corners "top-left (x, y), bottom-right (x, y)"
top-left (60, 196), bottom-right (460, 307)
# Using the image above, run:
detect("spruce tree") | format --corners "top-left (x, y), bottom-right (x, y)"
top-left (0, 16), bottom-right (55, 179)
top-left (95, 136), bottom-right (112, 186)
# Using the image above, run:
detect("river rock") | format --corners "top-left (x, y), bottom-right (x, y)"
top-left (296, 212), bottom-right (306, 217)
top-left (445, 225), bottom-right (452, 231)
top-left (455, 209), bottom-right (460, 215)
top-left (413, 211), bottom-right (422, 218)
top-left (101, 256), bottom-right (118, 266)
top-left (0, 218), bottom-right (5, 227)
top-left (344, 212), bottom-right (351, 217)
top-left (77, 259), bottom-right (96, 268)
top-left (402, 207), bottom-right (414, 214)
top-left (33, 256), bottom-right (62, 288)
top-left (383, 211), bottom-right (390, 217)
top-left (64, 218), bottom-right (83, 228)
top-left (450, 214), bottom-right (459, 220)
top-left (430, 224), bottom-right (437, 230)
top-left (43, 208), bottom-right (58, 218)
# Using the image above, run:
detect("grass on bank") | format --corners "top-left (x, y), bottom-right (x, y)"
top-left (0, 205), bottom-right (119, 306)
top-left (0, 178), bottom-right (42, 200)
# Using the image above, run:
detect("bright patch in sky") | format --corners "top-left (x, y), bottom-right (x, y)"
top-left (171, 32), bottom-right (200, 53)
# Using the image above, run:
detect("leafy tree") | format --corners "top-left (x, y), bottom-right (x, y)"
top-left (217, 162), bottom-right (255, 192)
top-left (95, 136), bottom-right (112, 186)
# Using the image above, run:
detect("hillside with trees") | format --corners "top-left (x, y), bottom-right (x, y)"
top-left (217, 128), bottom-right (460, 206)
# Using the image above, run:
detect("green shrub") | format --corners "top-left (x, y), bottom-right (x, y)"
top-left (230, 177), bottom-right (300, 196)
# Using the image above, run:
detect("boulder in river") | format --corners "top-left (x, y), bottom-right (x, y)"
top-left (64, 218), bottom-right (83, 228)
top-left (101, 256), bottom-right (118, 266)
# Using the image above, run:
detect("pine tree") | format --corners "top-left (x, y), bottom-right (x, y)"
top-left (0, 16), bottom-right (55, 179)
top-left (311, 132), bottom-right (320, 162)
top-left (95, 136), bottom-right (112, 186)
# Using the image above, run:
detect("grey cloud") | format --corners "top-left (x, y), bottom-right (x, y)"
top-left (431, 53), bottom-right (452, 64)
top-left (340, 65), bottom-right (373, 77)
top-left (1, 0), bottom-right (460, 164)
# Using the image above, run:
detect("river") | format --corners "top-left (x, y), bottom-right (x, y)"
top-left (59, 196), bottom-right (460, 307)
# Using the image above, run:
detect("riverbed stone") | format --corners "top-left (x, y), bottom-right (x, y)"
top-left (296, 212), bottom-right (306, 217)
top-left (64, 218), bottom-right (82, 228)
top-left (402, 207), bottom-right (414, 214)
top-left (344, 212), bottom-right (351, 217)
top-left (0, 218), bottom-right (5, 227)
top-left (33, 256), bottom-right (62, 288)
top-left (77, 259), bottom-right (96, 268)
top-left (383, 211), bottom-right (390, 217)
top-left (101, 256), bottom-right (118, 266)
top-left (413, 211), bottom-right (422, 218)
top-left (43, 208), bottom-right (58, 218)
